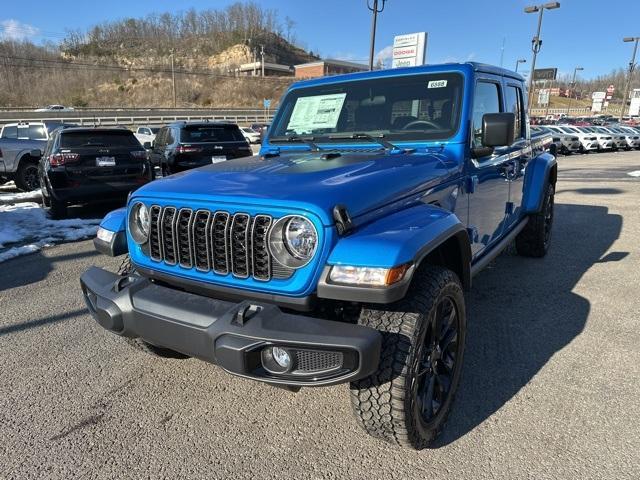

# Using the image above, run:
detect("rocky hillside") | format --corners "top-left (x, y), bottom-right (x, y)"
top-left (0, 2), bottom-right (316, 108)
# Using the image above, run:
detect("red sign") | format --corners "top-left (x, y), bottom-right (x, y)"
top-left (607, 84), bottom-right (615, 94)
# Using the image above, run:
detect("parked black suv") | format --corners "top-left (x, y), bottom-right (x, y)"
top-left (38, 127), bottom-right (152, 218)
top-left (149, 121), bottom-right (253, 175)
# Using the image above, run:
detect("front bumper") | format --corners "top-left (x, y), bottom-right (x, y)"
top-left (80, 266), bottom-right (382, 387)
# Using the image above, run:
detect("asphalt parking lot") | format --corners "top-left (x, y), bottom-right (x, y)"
top-left (1, 150), bottom-right (639, 479)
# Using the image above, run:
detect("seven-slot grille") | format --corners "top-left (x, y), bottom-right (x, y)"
top-left (147, 205), bottom-right (292, 281)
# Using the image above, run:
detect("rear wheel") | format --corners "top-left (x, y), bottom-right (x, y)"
top-left (46, 196), bottom-right (67, 219)
top-left (118, 255), bottom-right (189, 359)
top-left (15, 160), bottom-right (40, 191)
top-left (516, 182), bottom-right (554, 257)
top-left (350, 266), bottom-right (466, 449)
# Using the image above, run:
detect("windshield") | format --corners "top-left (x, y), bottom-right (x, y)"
top-left (270, 72), bottom-right (463, 143)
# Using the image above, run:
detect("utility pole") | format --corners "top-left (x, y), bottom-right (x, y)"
top-left (620, 37), bottom-right (639, 121)
top-left (566, 66), bottom-right (583, 116)
top-left (500, 37), bottom-right (505, 68)
top-left (524, 2), bottom-right (560, 112)
top-left (367, 0), bottom-right (387, 71)
top-left (260, 45), bottom-right (265, 77)
top-left (170, 51), bottom-right (177, 108)
top-left (515, 58), bottom-right (527, 72)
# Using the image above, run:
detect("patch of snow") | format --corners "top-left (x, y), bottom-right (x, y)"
top-left (0, 244), bottom-right (42, 263)
top-left (627, 170), bottom-right (640, 177)
top-left (0, 202), bottom-right (101, 263)
top-left (0, 188), bottom-right (42, 205)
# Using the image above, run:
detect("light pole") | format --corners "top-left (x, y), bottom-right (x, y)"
top-left (169, 51), bottom-right (177, 108)
top-left (524, 2), bottom-right (560, 112)
top-left (515, 58), bottom-right (527, 72)
top-left (620, 37), bottom-right (639, 121)
top-left (367, 0), bottom-right (387, 71)
top-left (566, 66), bottom-right (583, 116)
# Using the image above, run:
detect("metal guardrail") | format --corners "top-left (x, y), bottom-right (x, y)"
top-left (0, 109), bottom-right (274, 127)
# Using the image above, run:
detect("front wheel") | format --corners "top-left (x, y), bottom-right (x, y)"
top-left (350, 265), bottom-right (466, 449)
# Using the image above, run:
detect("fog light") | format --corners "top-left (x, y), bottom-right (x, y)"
top-left (271, 347), bottom-right (291, 368)
top-left (261, 346), bottom-right (293, 374)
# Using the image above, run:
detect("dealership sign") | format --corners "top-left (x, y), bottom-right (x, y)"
top-left (592, 91), bottom-right (606, 112)
top-left (532, 68), bottom-right (558, 81)
top-left (392, 32), bottom-right (427, 68)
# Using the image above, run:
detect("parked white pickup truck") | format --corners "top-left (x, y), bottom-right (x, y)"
top-left (0, 121), bottom-right (72, 190)
top-left (134, 126), bottom-right (160, 146)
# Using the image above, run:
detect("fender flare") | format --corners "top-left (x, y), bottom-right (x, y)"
top-left (15, 149), bottom-right (40, 169)
top-left (317, 203), bottom-right (471, 303)
top-left (522, 152), bottom-right (557, 215)
top-left (93, 208), bottom-right (128, 257)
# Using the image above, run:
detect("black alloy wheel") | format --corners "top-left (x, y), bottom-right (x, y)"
top-left (414, 296), bottom-right (460, 425)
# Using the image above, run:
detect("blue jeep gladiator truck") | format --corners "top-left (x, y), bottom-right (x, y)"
top-left (80, 62), bottom-right (556, 449)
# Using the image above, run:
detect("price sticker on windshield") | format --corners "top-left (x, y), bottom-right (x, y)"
top-left (428, 80), bottom-right (448, 88)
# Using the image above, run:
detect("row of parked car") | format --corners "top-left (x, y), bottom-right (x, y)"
top-left (531, 123), bottom-right (640, 155)
top-left (0, 120), bottom-right (265, 218)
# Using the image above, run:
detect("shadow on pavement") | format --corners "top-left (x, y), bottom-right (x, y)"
top-left (556, 187), bottom-right (625, 195)
top-left (0, 246), bottom-right (99, 293)
top-left (0, 308), bottom-right (87, 336)
top-left (436, 203), bottom-right (624, 447)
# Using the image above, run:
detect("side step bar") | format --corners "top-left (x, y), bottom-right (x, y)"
top-left (470, 218), bottom-right (529, 278)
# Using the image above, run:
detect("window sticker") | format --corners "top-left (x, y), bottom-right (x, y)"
top-left (286, 93), bottom-right (347, 133)
top-left (428, 80), bottom-right (448, 89)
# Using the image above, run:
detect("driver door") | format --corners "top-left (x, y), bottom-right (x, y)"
top-left (466, 77), bottom-right (511, 259)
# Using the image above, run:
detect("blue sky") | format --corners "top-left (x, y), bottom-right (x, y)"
top-left (1, 0), bottom-right (638, 79)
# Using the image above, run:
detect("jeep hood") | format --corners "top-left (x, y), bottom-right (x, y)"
top-left (135, 149), bottom-right (461, 225)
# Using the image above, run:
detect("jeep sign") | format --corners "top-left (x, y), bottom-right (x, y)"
top-left (392, 32), bottom-right (427, 68)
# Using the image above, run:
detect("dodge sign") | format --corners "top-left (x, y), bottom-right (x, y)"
top-left (392, 32), bottom-right (427, 68)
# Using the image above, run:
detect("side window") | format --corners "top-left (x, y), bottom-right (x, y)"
top-left (472, 82), bottom-right (501, 148)
top-left (166, 128), bottom-right (176, 145)
top-left (44, 132), bottom-right (56, 157)
top-left (2, 125), bottom-right (17, 138)
top-left (155, 128), bottom-right (166, 147)
top-left (505, 86), bottom-right (524, 141)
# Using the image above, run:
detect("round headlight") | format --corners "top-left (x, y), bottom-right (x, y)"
top-left (129, 202), bottom-right (150, 244)
top-left (269, 215), bottom-right (318, 269)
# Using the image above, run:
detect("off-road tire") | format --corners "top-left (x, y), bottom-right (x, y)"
top-left (516, 183), bottom-right (554, 257)
top-left (15, 160), bottom-right (40, 191)
top-left (47, 196), bottom-right (67, 219)
top-left (350, 266), bottom-right (466, 450)
top-left (117, 255), bottom-right (189, 359)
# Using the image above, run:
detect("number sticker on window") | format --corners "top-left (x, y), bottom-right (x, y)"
top-left (428, 80), bottom-right (448, 88)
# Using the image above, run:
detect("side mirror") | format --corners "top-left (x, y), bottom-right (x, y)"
top-left (30, 149), bottom-right (42, 158)
top-left (143, 141), bottom-right (152, 149)
top-left (481, 113), bottom-right (515, 148)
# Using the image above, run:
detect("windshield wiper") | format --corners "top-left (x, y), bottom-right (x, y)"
top-left (327, 133), bottom-right (403, 151)
top-left (270, 135), bottom-right (321, 151)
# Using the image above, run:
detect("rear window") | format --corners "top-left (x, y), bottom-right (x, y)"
top-left (29, 124), bottom-right (47, 140)
top-left (180, 125), bottom-right (244, 143)
top-left (60, 130), bottom-right (140, 148)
